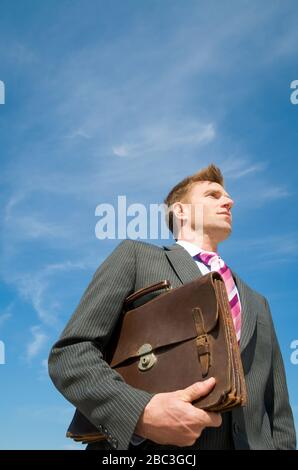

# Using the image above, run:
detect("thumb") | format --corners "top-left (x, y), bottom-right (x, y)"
top-left (180, 377), bottom-right (216, 403)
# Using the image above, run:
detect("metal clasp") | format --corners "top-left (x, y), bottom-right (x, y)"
top-left (137, 343), bottom-right (157, 371)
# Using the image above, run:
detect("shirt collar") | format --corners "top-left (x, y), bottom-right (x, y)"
top-left (175, 240), bottom-right (205, 257)
top-left (176, 240), bottom-right (219, 258)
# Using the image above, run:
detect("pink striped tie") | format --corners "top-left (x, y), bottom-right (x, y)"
top-left (194, 251), bottom-right (241, 343)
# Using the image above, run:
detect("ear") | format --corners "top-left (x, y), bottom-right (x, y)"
top-left (172, 201), bottom-right (189, 222)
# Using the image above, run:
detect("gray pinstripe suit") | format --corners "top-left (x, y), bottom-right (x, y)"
top-left (48, 240), bottom-right (296, 450)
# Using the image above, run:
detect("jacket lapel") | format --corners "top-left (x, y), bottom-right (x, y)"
top-left (231, 271), bottom-right (257, 354)
top-left (163, 243), bottom-right (203, 284)
top-left (164, 243), bottom-right (257, 354)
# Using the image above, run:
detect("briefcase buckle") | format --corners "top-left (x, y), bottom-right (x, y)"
top-left (137, 343), bottom-right (157, 371)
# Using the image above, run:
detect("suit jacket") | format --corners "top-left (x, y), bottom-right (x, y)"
top-left (48, 240), bottom-right (296, 450)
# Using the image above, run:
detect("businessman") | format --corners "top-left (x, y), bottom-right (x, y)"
top-left (48, 164), bottom-right (296, 450)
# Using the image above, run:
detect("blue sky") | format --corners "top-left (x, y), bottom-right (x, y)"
top-left (0, 0), bottom-right (297, 449)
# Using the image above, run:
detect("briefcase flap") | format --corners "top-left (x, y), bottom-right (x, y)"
top-left (109, 273), bottom-right (220, 368)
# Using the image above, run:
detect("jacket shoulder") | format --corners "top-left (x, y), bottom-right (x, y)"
top-left (120, 239), bottom-right (165, 253)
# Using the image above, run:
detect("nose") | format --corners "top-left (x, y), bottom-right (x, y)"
top-left (222, 196), bottom-right (234, 210)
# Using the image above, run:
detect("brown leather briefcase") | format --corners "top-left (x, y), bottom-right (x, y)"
top-left (67, 272), bottom-right (247, 443)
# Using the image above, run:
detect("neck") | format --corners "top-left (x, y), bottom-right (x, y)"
top-left (177, 232), bottom-right (218, 252)
top-left (201, 241), bottom-right (218, 252)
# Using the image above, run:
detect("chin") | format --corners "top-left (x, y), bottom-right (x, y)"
top-left (219, 225), bottom-right (232, 241)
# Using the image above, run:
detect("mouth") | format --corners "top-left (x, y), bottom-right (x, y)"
top-left (218, 212), bottom-right (232, 220)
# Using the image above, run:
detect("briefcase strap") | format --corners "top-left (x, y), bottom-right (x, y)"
top-left (123, 280), bottom-right (172, 310)
top-left (192, 307), bottom-right (211, 377)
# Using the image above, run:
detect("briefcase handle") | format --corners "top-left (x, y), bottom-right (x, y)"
top-left (124, 280), bottom-right (172, 310)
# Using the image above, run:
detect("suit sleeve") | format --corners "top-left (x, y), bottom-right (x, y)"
top-left (48, 240), bottom-right (155, 450)
top-left (264, 298), bottom-right (296, 449)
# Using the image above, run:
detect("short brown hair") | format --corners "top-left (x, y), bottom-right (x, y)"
top-left (164, 163), bottom-right (224, 233)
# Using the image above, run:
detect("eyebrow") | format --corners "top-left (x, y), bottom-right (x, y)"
top-left (203, 189), bottom-right (232, 199)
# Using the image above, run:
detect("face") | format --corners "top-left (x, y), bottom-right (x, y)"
top-left (184, 181), bottom-right (234, 243)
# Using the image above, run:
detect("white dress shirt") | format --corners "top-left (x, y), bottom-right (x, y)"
top-left (175, 240), bottom-right (211, 274)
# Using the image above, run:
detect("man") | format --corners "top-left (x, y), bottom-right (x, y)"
top-left (48, 164), bottom-right (296, 450)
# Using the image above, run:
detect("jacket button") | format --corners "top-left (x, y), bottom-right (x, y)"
top-left (111, 439), bottom-right (118, 449)
top-left (233, 423), bottom-right (240, 434)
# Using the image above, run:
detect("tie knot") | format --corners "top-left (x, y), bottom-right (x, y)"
top-left (194, 250), bottom-right (219, 266)
top-left (193, 250), bottom-right (225, 271)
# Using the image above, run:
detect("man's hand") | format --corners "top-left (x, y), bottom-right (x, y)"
top-left (134, 377), bottom-right (222, 446)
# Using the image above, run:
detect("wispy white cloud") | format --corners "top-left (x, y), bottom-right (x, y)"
top-left (0, 41), bottom-right (38, 66)
top-left (2, 2), bottom-right (295, 219)
top-left (4, 193), bottom-right (27, 222)
top-left (41, 358), bottom-right (48, 373)
top-left (7, 215), bottom-right (72, 241)
top-left (43, 260), bottom-right (90, 274)
top-left (232, 181), bottom-right (291, 207)
top-left (232, 233), bottom-right (298, 254)
top-left (112, 145), bottom-right (129, 157)
top-left (25, 325), bottom-right (48, 362)
top-left (264, 16), bottom-right (298, 63)
top-left (37, 358), bottom-right (50, 382)
top-left (112, 122), bottom-right (215, 158)
top-left (227, 233), bottom-right (298, 271)
top-left (222, 157), bottom-right (266, 179)
top-left (255, 186), bottom-right (291, 201)
top-left (0, 312), bottom-right (12, 327)
top-left (66, 128), bottom-right (91, 140)
top-left (18, 275), bottom-right (56, 326)
top-left (3, 260), bottom-right (91, 327)
top-left (0, 304), bottom-right (13, 327)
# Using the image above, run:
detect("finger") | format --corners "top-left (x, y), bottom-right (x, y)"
top-left (180, 377), bottom-right (216, 402)
top-left (201, 411), bottom-right (222, 428)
